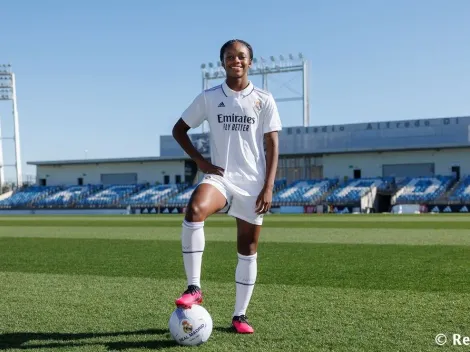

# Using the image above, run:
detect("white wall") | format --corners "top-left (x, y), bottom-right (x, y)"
top-left (36, 161), bottom-right (185, 186)
top-left (323, 148), bottom-right (470, 179)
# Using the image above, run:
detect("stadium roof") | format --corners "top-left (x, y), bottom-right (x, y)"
top-left (27, 155), bottom-right (189, 166)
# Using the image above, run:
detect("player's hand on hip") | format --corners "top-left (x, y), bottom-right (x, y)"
top-left (255, 187), bottom-right (273, 214)
top-left (197, 159), bottom-right (225, 176)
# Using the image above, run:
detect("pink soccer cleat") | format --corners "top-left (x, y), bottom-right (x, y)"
top-left (232, 315), bottom-right (254, 334)
top-left (175, 285), bottom-right (203, 309)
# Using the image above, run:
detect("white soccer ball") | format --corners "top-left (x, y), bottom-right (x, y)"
top-left (169, 305), bottom-right (213, 346)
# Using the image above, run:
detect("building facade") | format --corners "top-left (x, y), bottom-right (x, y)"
top-left (28, 116), bottom-right (470, 186)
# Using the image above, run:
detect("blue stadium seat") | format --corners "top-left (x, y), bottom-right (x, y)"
top-left (123, 184), bottom-right (183, 207)
top-left (166, 185), bottom-right (198, 207)
top-left (75, 184), bottom-right (146, 208)
top-left (0, 185), bottom-right (63, 208)
top-left (33, 185), bottom-right (103, 208)
top-left (326, 178), bottom-right (392, 205)
top-left (273, 179), bottom-right (287, 193)
top-left (164, 179), bottom-right (288, 208)
top-left (394, 176), bottom-right (454, 204)
top-left (447, 176), bottom-right (470, 203)
top-left (272, 179), bottom-right (338, 206)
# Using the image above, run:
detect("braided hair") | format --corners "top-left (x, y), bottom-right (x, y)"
top-left (219, 39), bottom-right (253, 63)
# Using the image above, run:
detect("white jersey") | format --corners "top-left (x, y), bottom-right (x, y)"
top-left (181, 81), bottom-right (282, 196)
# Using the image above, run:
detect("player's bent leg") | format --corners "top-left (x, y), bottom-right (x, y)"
top-left (185, 183), bottom-right (228, 222)
top-left (232, 218), bottom-right (261, 333)
top-left (176, 183), bottom-right (227, 309)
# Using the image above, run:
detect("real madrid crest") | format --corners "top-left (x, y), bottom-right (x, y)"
top-left (254, 99), bottom-right (262, 112)
top-left (182, 320), bottom-right (193, 333)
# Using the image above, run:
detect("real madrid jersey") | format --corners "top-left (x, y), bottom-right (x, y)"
top-left (181, 81), bottom-right (282, 196)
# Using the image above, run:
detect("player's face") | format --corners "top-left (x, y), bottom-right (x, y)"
top-left (223, 42), bottom-right (251, 78)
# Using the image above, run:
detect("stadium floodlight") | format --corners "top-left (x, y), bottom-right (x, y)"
top-left (0, 64), bottom-right (23, 188)
top-left (200, 52), bottom-right (310, 127)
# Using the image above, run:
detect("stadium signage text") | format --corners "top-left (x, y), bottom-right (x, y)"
top-left (311, 126), bottom-right (345, 133)
top-left (366, 117), bottom-right (459, 130)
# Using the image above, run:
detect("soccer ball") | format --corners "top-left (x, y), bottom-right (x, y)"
top-left (169, 305), bottom-right (213, 346)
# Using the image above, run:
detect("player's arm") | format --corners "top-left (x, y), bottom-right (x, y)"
top-left (263, 131), bottom-right (279, 191)
top-left (255, 132), bottom-right (279, 214)
top-left (172, 119), bottom-right (205, 165)
top-left (172, 119), bottom-right (224, 176)
top-left (255, 94), bottom-right (282, 214)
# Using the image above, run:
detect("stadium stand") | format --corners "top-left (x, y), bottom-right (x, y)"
top-left (273, 179), bottom-right (288, 193)
top-left (0, 179), bottom-right (288, 210)
top-left (75, 184), bottom-right (146, 208)
top-left (166, 185), bottom-right (198, 207)
top-left (165, 179), bottom-right (288, 208)
top-left (0, 185), bottom-right (63, 208)
top-left (272, 179), bottom-right (338, 206)
top-left (326, 178), bottom-right (392, 205)
top-left (393, 176), bottom-right (454, 204)
top-left (33, 185), bottom-right (103, 208)
top-left (1, 176), bottom-right (461, 211)
top-left (448, 176), bottom-right (470, 203)
top-left (123, 184), bottom-right (185, 207)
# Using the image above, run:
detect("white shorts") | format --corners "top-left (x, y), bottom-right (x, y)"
top-left (199, 174), bottom-right (264, 225)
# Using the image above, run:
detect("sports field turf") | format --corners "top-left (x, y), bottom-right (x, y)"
top-left (0, 214), bottom-right (469, 351)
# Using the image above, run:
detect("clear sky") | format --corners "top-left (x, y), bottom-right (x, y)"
top-left (1, 0), bottom-right (469, 182)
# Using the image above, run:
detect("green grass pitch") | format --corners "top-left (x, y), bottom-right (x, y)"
top-left (0, 214), bottom-right (469, 351)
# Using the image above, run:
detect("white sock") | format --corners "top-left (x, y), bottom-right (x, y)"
top-left (181, 220), bottom-right (205, 288)
top-left (233, 252), bottom-right (257, 317)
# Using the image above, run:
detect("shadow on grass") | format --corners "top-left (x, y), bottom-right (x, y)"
top-left (0, 329), bottom-right (178, 350)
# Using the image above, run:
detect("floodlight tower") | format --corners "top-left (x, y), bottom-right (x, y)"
top-left (0, 64), bottom-right (23, 189)
top-left (200, 53), bottom-right (310, 131)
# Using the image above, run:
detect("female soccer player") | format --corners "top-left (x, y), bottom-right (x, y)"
top-left (172, 39), bottom-right (282, 334)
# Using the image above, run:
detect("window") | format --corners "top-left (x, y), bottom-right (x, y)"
top-left (175, 175), bottom-right (181, 184)
top-left (77, 177), bottom-right (84, 186)
top-left (353, 169), bottom-right (362, 179)
top-left (451, 166), bottom-right (460, 180)
top-left (164, 175), bottom-right (170, 184)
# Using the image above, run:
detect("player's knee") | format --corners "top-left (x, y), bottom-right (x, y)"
top-left (185, 202), bottom-right (208, 222)
top-left (238, 241), bottom-right (258, 256)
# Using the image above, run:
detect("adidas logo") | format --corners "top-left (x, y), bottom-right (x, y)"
top-left (218, 102), bottom-right (225, 107)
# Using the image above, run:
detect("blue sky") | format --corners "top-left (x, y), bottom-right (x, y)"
top-left (2, 0), bottom-right (469, 181)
